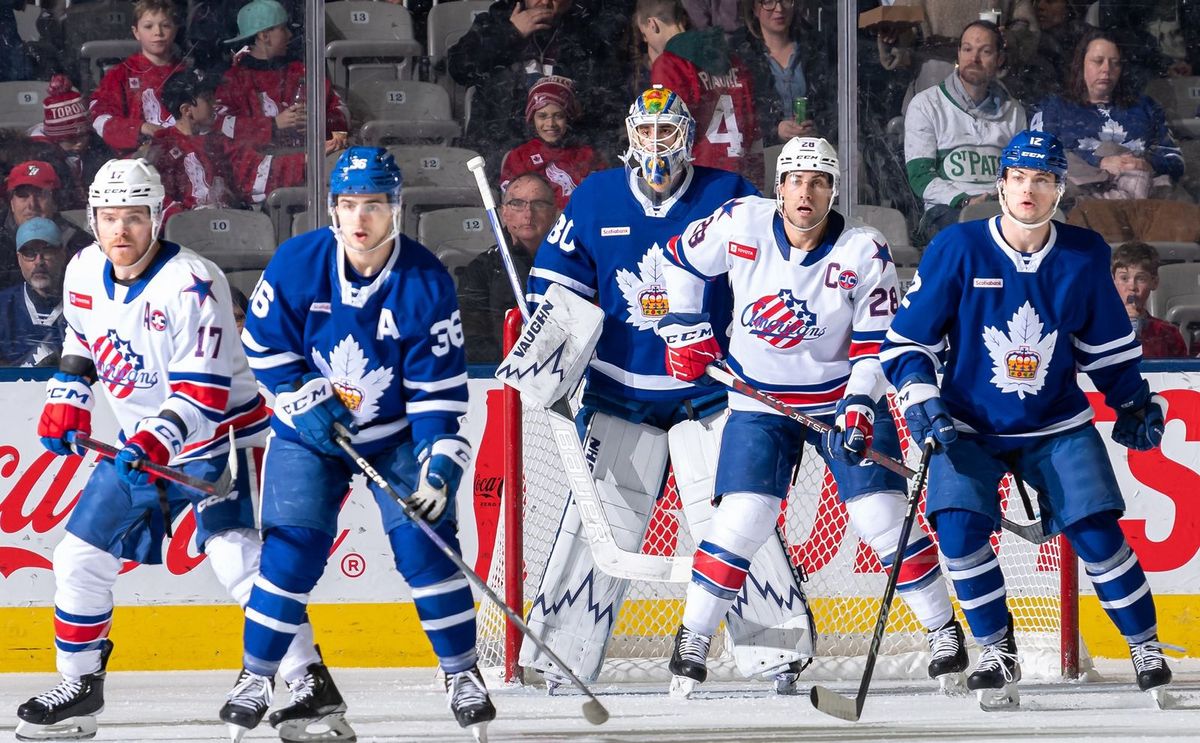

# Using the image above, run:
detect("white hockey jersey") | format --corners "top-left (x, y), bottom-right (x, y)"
top-left (665, 198), bottom-right (897, 415)
top-left (61, 241), bottom-right (270, 462)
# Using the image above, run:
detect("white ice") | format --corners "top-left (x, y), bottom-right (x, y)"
top-left (1, 659), bottom-right (1197, 742)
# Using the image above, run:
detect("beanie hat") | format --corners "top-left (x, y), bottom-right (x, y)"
top-left (525, 75), bottom-right (578, 123)
top-left (225, 0), bottom-right (289, 44)
top-left (42, 74), bottom-right (89, 141)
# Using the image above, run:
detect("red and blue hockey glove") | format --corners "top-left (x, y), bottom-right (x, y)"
top-left (896, 374), bottom-right (957, 450)
top-left (411, 435), bottom-right (472, 523)
top-left (1112, 382), bottom-right (1167, 451)
top-left (824, 394), bottom-right (876, 465)
top-left (657, 312), bottom-right (722, 382)
top-left (274, 374), bottom-right (358, 456)
top-left (116, 416), bottom-right (185, 487)
top-left (38, 373), bottom-right (95, 456)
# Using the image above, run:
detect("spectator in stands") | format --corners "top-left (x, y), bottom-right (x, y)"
top-left (501, 75), bottom-right (605, 209)
top-left (729, 0), bottom-right (835, 148)
top-left (909, 1), bottom-right (1040, 74)
top-left (0, 217), bottom-right (66, 367)
top-left (640, 0), bottom-right (762, 185)
top-left (682, 0), bottom-right (740, 37)
top-left (27, 74), bottom-right (114, 211)
top-left (1112, 242), bottom-right (1188, 359)
top-left (0, 0), bottom-right (32, 82)
top-left (215, 0), bottom-right (349, 152)
top-left (0, 161), bottom-right (92, 289)
top-left (905, 20), bottom-right (1026, 240)
top-left (1093, 1), bottom-right (1195, 92)
top-left (458, 173), bottom-right (558, 363)
top-left (89, 0), bottom-right (186, 156)
top-left (446, 0), bottom-right (629, 173)
top-left (150, 69), bottom-right (305, 220)
top-left (1008, 0), bottom-right (1090, 104)
top-left (229, 285), bottom-right (248, 333)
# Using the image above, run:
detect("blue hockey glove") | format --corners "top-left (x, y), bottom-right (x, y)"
top-left (115, 416), bottom-right (185, 487)
top-left (824, 394), bottom-right (875, 465)
top-left (411, 435), bottom-right (472, 522)
top-left (274, 374), bottom-right (357, 456)
top-left (896, 374), bottom-right (957, 450)
top-left (1112, 382), bottom-right (1167, 451)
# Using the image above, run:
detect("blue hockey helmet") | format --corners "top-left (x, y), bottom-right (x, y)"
top-left (329, 146), bottom-right (402, 204)
top-left (999, 130), bottom-right (1068, 180)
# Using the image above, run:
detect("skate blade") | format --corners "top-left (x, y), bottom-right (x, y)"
top-left (773, 675), bottom-right (800, 696)
top-left (15, 715), bottom-right (99, 741)
top-left (468, 721), bottom-right (489, 743)
top-left (977, 683), bottom-right (1020, 711)
top-left (278, 712), bottom-right (357, 742)
top-left (1150, 686), bottom-right (1176, 710)
top-left (938, 672), bottom-right (969, 696)
top-left (668, 675), bottom-right (697, 699)
top-left (225, 722), bottom-right (251, 742)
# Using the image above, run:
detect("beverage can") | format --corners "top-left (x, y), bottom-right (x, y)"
top-left (793, 96), bottom-right (808, 123)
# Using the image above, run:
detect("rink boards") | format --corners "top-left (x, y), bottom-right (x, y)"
top-left (1, 370), bottom-right (1198, 672)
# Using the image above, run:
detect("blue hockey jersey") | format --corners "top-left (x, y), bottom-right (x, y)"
top-left (526, 165), bottom-right (758, 403)
top-left (880, 217), bottom-right (1144, 442)
top-left (241, 228), bottom-right (468, 456)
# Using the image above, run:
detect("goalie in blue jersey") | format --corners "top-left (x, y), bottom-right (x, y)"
top-left (881, 130), bottom-right (1174, 710)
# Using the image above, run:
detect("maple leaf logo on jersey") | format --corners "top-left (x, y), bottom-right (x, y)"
top-left (982, 301), bottom-right (1057, 399)
top-left (616, 243), bottom-right (670, 330)
top-left (312, 335), bottom-right (394, 422)
top-left (740, 290), bottom-right (826, 349)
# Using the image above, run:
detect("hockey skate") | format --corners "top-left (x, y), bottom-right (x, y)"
top-left (926, 618), bottom-right (969, 695)
top-left (966, 619), bottom-right (1021, 711)
top-left (16, 639), bottom-right (113, 741)
top-left (772, 660), bottom-right (807, 696)
top-left (219, 668), bottom-right (275, 742)
top-left (446, 665), bottom-right (496, 742)
top-left (269, 662), bottom-right (356, 742)
top-left (1130, 638), bottom-right (1177, 710)
top-left (668, 625), bottom-right (711, 699)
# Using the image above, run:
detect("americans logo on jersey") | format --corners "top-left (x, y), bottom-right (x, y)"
top-left (92, 329), bottom-right (159, 399)
top-left (615, 244), bottom-right (671, 330)
top-left (740, 290), bottom-right (826, 349)
top-left (312, 335), bottom-right (395, 422)
top-left (982, 301), bottom-right (1058, 399)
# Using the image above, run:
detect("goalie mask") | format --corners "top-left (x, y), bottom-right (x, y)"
top-left (775, 137), bottom-right (839, 232)
top-left (88, 158), bottom-right (166, 243)
top-left (328, 145), bottom-right (403, 254)
top-left (623, 85), bottom-right (695, 190)
top-left (996, 129), bottom-right (1067, 231)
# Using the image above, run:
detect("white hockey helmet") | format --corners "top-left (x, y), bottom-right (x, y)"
top-left (623, 85), bottom-right (696, 189)
top-left (775, 137), bottom-right (840, 207)
top-left (88, 158), bottom-right (166, 241)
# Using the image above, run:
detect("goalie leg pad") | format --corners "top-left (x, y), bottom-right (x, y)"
top-left (667, 411), bottom-right (726, 538)
top-left (520, 411), bottom-right (670, 683)
top-left (845, 490), bottom-right (953, 631)
top-left (52, 534), bottom-right (121, 679)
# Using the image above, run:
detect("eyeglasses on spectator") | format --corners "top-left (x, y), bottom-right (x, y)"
top-left (503, 198), bottom-right (556, 212)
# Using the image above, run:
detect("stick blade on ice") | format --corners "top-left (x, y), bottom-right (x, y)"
top-left (810, 685), bottom-right (862, 722)
top-left (582, 698), bottom-right (609, 725)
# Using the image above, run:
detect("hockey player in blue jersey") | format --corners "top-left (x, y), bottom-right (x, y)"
top-left (522, 86), bottom-right (817, 696)
top-left (881, 130), bottom-right (1174, 710)
top-left (226, 147), bottom-right (493, 741)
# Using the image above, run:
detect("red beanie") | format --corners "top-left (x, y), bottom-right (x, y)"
top-left (525, 75), bottom-right (578, 123)
top-left (43, 74), bottom-right (89, 141)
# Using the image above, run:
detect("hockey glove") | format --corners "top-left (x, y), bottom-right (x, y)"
top-left (116, 415), bottom-right (185, 487)
top-left (824, 394), bottom-right (875, 465)
top-left (657, 312), bottom-right (722, 382)
top-left (38, 372), bottom-right (95, 456)
top-left (1112, 382), bottom-right (1167, 451)
top-left (896, 374), bottom-right (957, 450)
top-left (274, 374), bottom-right (357, 457)
top-left (411, 435), bottom-right (472, 523)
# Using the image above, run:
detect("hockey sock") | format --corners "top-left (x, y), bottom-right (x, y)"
top-left (846, 491), bottom-right (952, 630)
top-left (936, 509), bottom-right (1010, 646)
top-left (1064, 512), bottom-right (1158, 643)
top-left (52, 533), bottom-right (121, 679)
top-left (390, 520), bottom-right (478, 674)
top-left (244, 526), bottom-right (333, 676)
top-left (683, 492), bottom-right (780, 637)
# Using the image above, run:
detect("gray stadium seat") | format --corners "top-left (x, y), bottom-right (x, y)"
top-left (62, 0), bottom-right (135, 93)
top-left (0, 80), bottom-right (49, 134)
top-left (417, 207), bottom-right (492, 256)
top-left (1149, 262), bottom-right (1200, 318)
top-left (347, 80), bottom-right (460, 145)
top-left (223, 269), bottom-right (264, 302)
top-left (325, 1), bottom-right (423, 90)
top-left (763, 144), bottom-right (783, 195)
top-left (895, 265), bottom-right (917, 295)
top-left (857, 205), bottom-right (919, 265)
top-left (387, 145), bottom-right (485, 233)
top-left (426, 1), bottom-right (491, 117)
top-left (435, 246), bottom-right (475, 288)
top-left (79, 39), bottom-right (142, 96)
top-left (164, 209), bottom-right (276, 272)
top-left (1145, 76), bottom-right (1200, 139)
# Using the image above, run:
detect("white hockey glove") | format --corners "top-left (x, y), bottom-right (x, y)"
top-left (411, 435), bottom-right (472, 522)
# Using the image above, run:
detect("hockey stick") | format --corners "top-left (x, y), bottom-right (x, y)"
top-left (465, 156), bottom-right (529, 323)
top-left (330, 422), bottom-right (609, 726)
top-left (703, 362), bottom-right (1051, 545)
top-left (809, 437), bottom-right (936, 722)
top-left (72, 433), bottom-right (231, 497)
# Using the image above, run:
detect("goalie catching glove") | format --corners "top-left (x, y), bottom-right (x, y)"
top-left (824, 394), bottom-right (874, 465)
top-left (896, 374), bottom-right (957, 450)
top-left (275, 373), bottom-right (357, 456)
top-left (657, 312), bottom-right (721, 382)
top-left (411, 435), bottom-right (472, 522)
top-left (38, 372), bottom-right (94, 456)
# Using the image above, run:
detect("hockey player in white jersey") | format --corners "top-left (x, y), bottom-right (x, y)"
top-left (15, 159), bottom-right (351, 742)
top-left (521, 86), bottom-right (815, 695)
top-left (658, 137), bottom-right (966, 695)
top-left (881, 130), bottom-right (1174, 710)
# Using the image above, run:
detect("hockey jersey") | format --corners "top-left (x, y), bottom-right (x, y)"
top-left (880, 217), bottom-right (1145, 442)
top-left (215, 54), bottom-right (350, 147)
top-left (89, 53), bottom-right (181, 154)
top-left (666, 199), bottom-right (895, 415)
top-left (500, 138), bottom-right (605, 209)
top-left (241, 229), bottom-right (468, 456)
top-left (526, 165), bottom-right (758, 403)
top-left (0, 283), bottom-right (64, 366)
top-left (61, 242), bottom-right (270, 462)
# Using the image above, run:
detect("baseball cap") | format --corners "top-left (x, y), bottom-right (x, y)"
top-left (6, 161), bottom-right (60, 193)
top-left (225, 0), bottom-right (289, 44)
top-left (16, 217), bottom-right (62, 250)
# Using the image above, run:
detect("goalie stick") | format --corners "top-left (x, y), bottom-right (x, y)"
top-left (331, 423), bottom-right (609, 726)
top-left (703, 361), bottom-right (1051, 545)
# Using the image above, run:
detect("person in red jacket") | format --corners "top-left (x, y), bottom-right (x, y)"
top-left (1111, 242), bottom-right (1190, 358)
top-left (215, 0), bottom-right (349, 153)
top-left (88, 0), bottom-right (188, 156)
top-left (638, 0), bottom-right (762, 187)
top-left (500, 75), bottom-right (605, 209)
